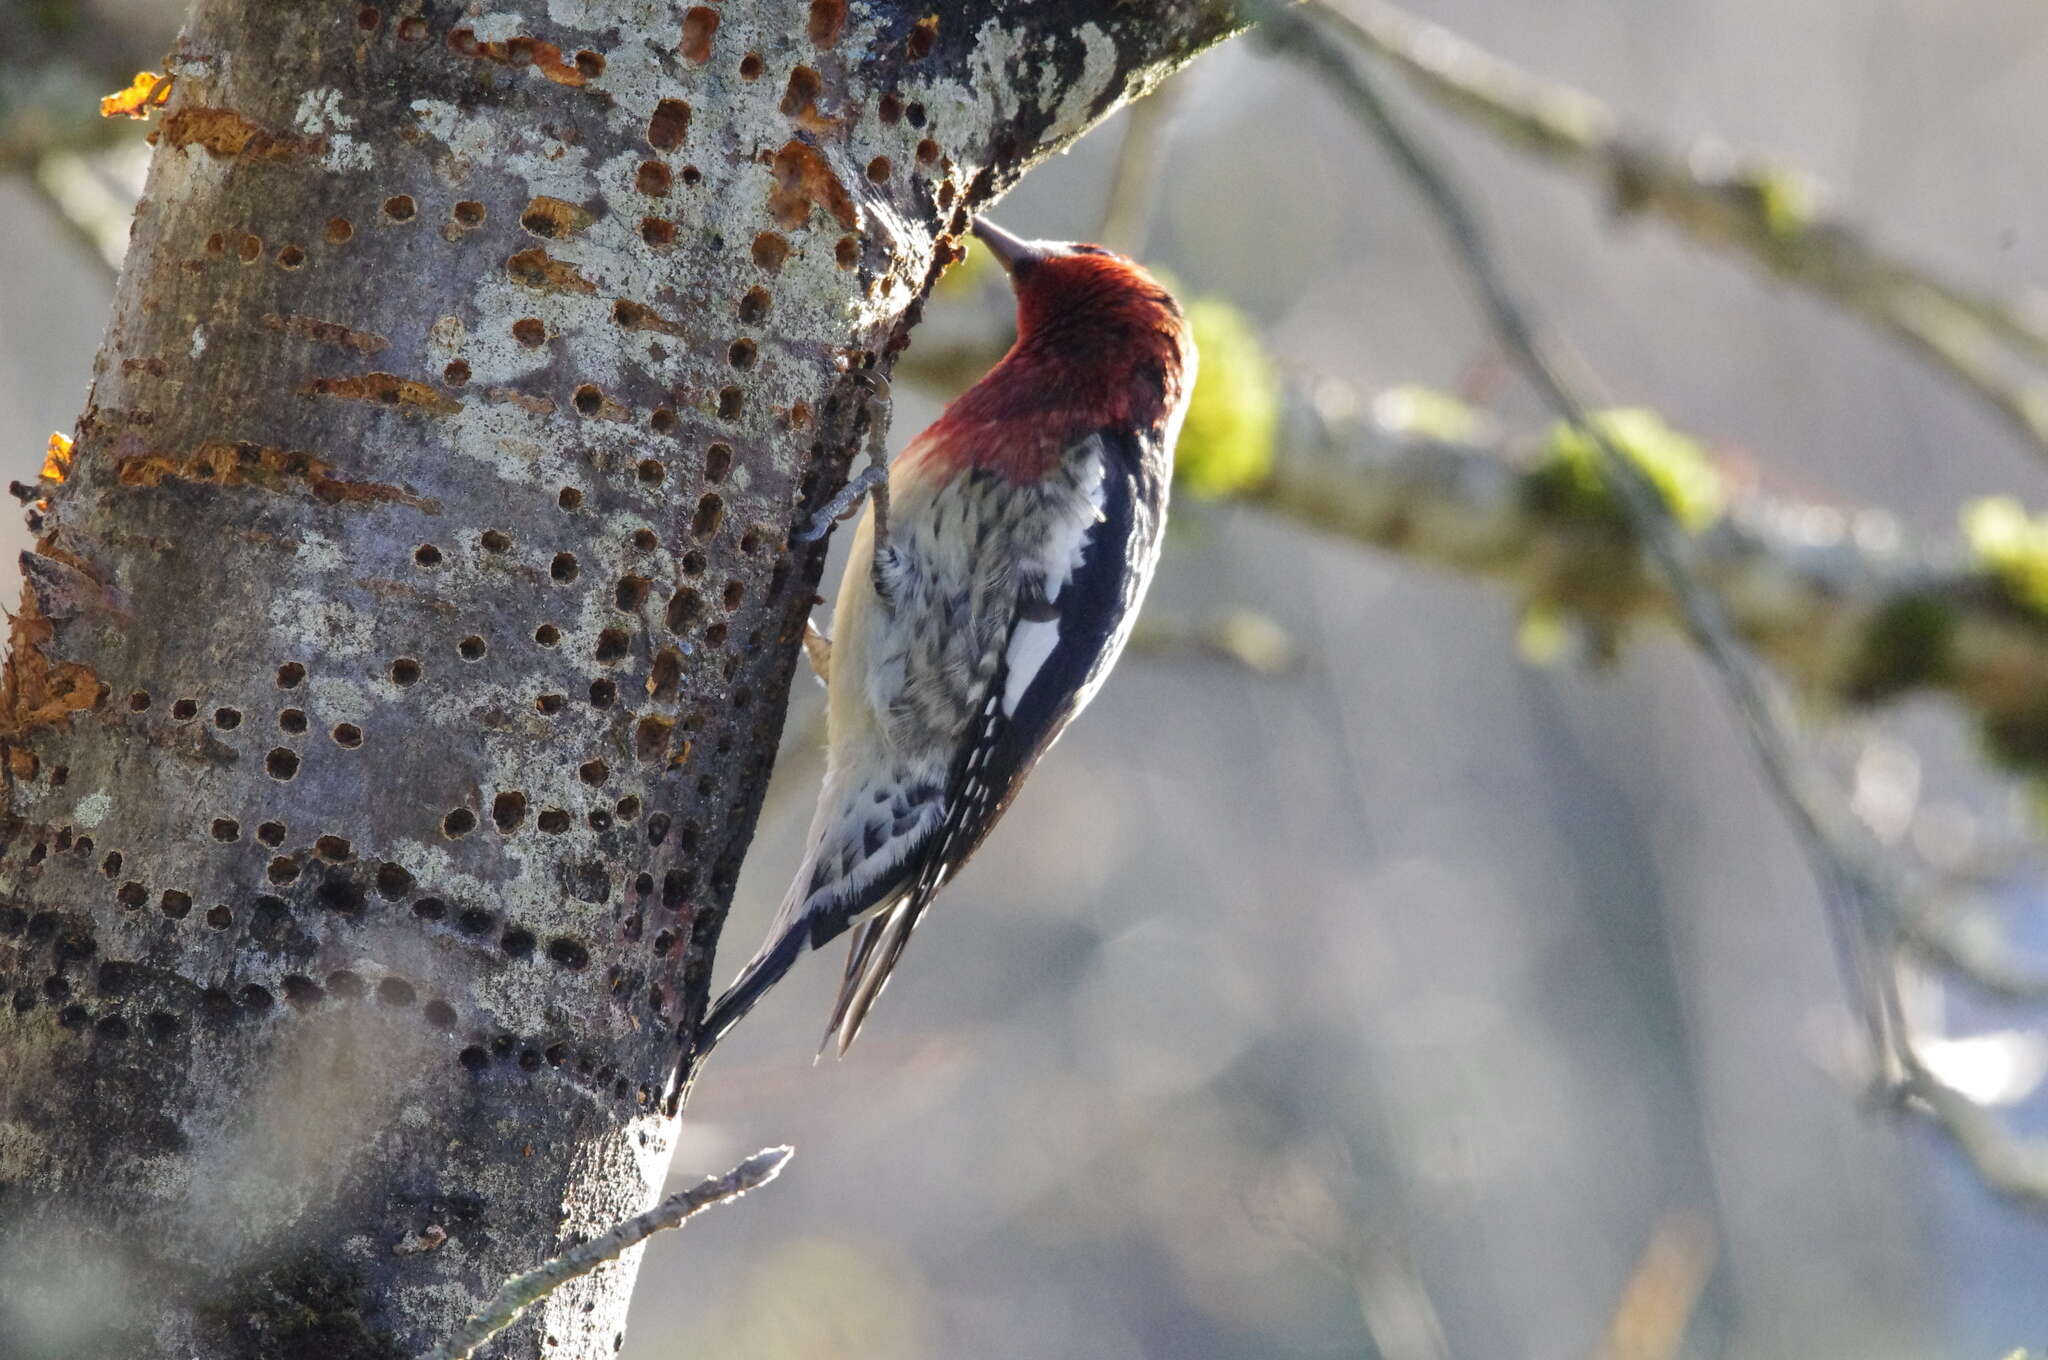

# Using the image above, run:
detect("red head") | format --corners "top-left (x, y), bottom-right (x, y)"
top-left (908, 219), bottom-right (1192, 481)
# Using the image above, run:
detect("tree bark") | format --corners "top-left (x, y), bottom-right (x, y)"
top-left (0, 3), bottom-right (1242, 1356)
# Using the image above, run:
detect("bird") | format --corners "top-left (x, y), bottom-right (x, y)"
top-left (698, 217), bottom-right (1196, 1059)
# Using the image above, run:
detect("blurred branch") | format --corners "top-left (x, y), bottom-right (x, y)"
top-left (1261, 383), bottom-right (2048, 738)
top-left (1261, 1), bottom-right (2048, 1210)
top-left (31, 146), bottom-right (143, 276)
top-left (1897, 903), bottom-right (2048, 1004)
top-left (422, 1146), bottom-right (793, 1360)
top-left (1130, 607), bottom-right (1299, 673)
top-left (1255, 1144), bottom-right (1452, 1360)
top-left (1595, 1213), bottom-right (1718, 1360)
top-left (1894, 1073), bottom-right (2048, 1211)
top-left (0, 67), bottom-right (125, 172)
top-left (1097, 78), bottom-right (1184, 254)
top-left (0, 1), bottom-right (163, 172)
top-left (1321, 0), bottom-right (2048, 462)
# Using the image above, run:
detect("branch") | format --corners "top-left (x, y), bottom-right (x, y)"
top-left (1896, 1072), bottom-right (2048, 1211)
top-left (1096, 78), bottom-right (1185, 253)
top-left (1257, 384), bottom-right (2048, 737)
top-left (1259, 384), bottom-right (2048, 1008)
top-left (1261, 1), bottom-right (2048, 1210)
top-left (1321, 0), bottom-right (2048, 462)
top-left (422, 1146), bottom-right (793, 1360)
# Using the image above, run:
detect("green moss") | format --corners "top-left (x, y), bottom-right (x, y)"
top-left (1514, 604), bottom-right (1572, 667)
top-left (1374, 385), bottom-right (1486, 444)
top-left (1844, 593), bottom-right (1954, 703)
top-left (1176, 297), bottom-right (1280, 499)
top-left (1751, 169), bottom-right (1817, 242)
top-left (1963, 496), bottom-right (2048, 615)
top-left (1524, 407), bottom-right (1724, 531)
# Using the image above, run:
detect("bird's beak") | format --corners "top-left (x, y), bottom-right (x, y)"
top-left (971, 217), bottom-right (1046, 280)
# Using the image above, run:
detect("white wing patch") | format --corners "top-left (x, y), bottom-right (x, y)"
top-left (1001, 440), bottom-right (1109, 716)
top-left (1002, 618), bottom-right (1061, 714)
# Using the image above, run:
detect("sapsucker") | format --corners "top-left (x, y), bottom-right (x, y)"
top-left (702, 218), bottom-right (1196, 1057)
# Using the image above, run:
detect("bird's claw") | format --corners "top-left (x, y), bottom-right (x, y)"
top-left (792, 462), bottom-right (889, 543)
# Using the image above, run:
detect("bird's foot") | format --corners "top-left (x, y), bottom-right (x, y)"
top-left (792, 462), bottom-right (888, 543)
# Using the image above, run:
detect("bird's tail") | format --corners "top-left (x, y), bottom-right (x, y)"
top-left (820, 895), bottom-right (924, 1058)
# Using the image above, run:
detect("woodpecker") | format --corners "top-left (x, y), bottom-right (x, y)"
top-left (699, 218), bottom-right (1196, 1058)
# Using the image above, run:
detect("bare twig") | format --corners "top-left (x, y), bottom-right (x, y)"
top-left (1595, 1213), bottom-right (1718, 1360)
top-left (422, 1145), bottom-right (793, 1360)
top-left (1265, 1), bottom-right (2048, 1206)
top-left (1322, 0), bottom-right (2048, 462)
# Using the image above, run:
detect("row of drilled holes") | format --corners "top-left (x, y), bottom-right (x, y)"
top-left (8, 851), bottom-right (704, 1085)
top-left (458, 1032), bottom-right (655, 1106)
top-left (409, 501), bottom-right (732, 577)
top-left (200, 184), bottom-right (475, 268)
top-left (124, 693), bottom-right (361, 752)
top-left (7, 978), bottom-right (657, 1106)
top-left (17, 963), bottom-right (453, 1025)
top-left (96, 800), bottom-right (698, 925)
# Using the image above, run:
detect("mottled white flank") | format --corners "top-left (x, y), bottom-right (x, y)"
top-left (70, 790), bottom-right (111, 829)
top-left (1005, 444), bottom-right (1108, 712)
top-left (293, 87), bottom-right (374, 173)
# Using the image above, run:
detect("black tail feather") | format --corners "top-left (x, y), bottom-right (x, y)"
top-left (696, 925), bottom-right (808, 1058)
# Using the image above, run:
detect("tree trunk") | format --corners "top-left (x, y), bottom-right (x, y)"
top-left (0, 2), bottom-right (1240, 1356)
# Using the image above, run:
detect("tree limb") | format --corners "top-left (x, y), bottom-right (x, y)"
top-left (1320, 0), bottom-right (2048, 462)
top-left (1256, 382), bottom-right (2048, 737)
top-left (1266, 0), bottom-right (2048, 1209)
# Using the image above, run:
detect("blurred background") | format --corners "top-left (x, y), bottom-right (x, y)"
top-left (8, 1), bottom-right (2048, 1355)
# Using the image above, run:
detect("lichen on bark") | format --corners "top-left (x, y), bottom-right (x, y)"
top-left (0, 2), bottom-right (1243, 1356)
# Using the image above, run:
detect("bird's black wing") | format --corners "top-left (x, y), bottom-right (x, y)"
top-left (824, 427), bottom-right (1169, 1052)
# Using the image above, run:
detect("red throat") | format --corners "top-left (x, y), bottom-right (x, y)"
top-left (908, 252), bottom-right (1190, 482)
